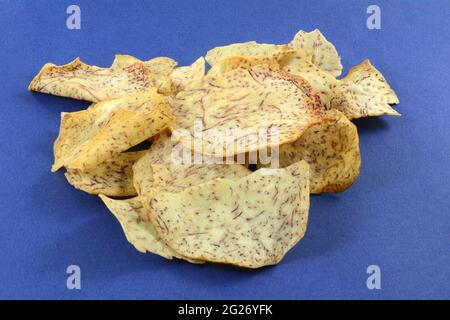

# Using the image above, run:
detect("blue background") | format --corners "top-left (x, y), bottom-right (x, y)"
top-left (0, 0), bottom-right (449, 299)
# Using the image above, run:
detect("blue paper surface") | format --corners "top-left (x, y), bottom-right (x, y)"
top-left (0, 0), bottom-right (449, 299)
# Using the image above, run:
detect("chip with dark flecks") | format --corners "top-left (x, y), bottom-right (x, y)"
top-left (171, 62), bottom-right (325, 157)
top-left (147, 160), bottom-right (310, 268)
top-left (65, 151), bottom-right (146, 197)
top-left (258, 109), bottom-right (361, 193)
top-left (29, 55), bottom-right (178, 101)
top-left (169, 57), bottom-right (205, 94)
top-left (52, 89), bottom-right (174, 172)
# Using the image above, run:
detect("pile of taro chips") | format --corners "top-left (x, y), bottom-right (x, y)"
top-left (29, 29), bottom-right (399, 268)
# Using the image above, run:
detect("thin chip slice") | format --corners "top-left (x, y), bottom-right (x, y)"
top-left (260, 109), bottom-right (360, 193)
top-left (143, 56), bottom-right (178, 75)
top-left (288, 29), bottom-right (343, 77)
top-left (132, 135), bottom-right (252, 196)
top-left (205, 53), bottom-right (292, 79)
top-left (169, 57), bottom-right (205, 94)
top-left (171, 63), bottom-right (324, 157)
top-left (331, 60), bottom-right (400, 119)
top-left (279, 51), bottom-right (399, 119)
top-left (112, 55), bottom-right (178, 95)
top-left (52, 89), bottom-right (173, 171)
top-left (29, 57), bottom-right (154, 102)
top-left (65, 151), bottom-right (146, 196)
top-left (147, 160), bottom-right (310, 268)
top-left (279, 49), bottom-right (337, 108)
top-left (205, 41), bottom-right (282, 66)
top-left (131, 135), bottom-right (251, 263)
top-left (99, 195), bottom-right (202, 263)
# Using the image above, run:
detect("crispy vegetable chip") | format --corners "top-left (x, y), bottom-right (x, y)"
top-left (280, 51), bottom-right (399, 119)
top-left (260, 110), bottom-right (360, 193)
top-left (169, 57), bottom-right (205, 94)
top-left (205, 53), bottom-right (290, 79)
top-left (143, 56), bottom-right (178, 75)
top-left (99, 195), bottom-right (174, 258)
top-left (279, 49), bottom-right (337, 108)
top-left (99, 195), bottom-right (202, 263)
top-left (147, 161), bottom-right (310, 268)
top-left (205, 41), bottom-right (282, 66)
top-left (65, 151), bottom-right (146, 196)
top-left (288, 29), bottom-right (343, 77)
top-left (133, 137), bottom-right (251, 195)
top-left (52, 89), bottom-right (173, 171)
top-left (112, 55), bottom-right (178, 95)
top-left (332, 60), bottom-right (400, 119)
top-left (171, 63), bottom-right (324, 157)
top-left (29, 56), bottom-right (154, 102)
top-left (131, 135), bottom-right (251, 262)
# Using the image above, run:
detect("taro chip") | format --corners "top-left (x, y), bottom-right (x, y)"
top-left (112, 55), bottom-right (178, 94)
top-left (169, 57), bottom-right (205, 94)
top-left (147, 160), bottom-right (310, 268)
top-left (52, 89), bottom-right (173, 171)
top-left (280, 51), bottom-right (400, 119)
top-left (65, 151), bottom-right (146, 197)
top-left (171, 62), bottom-right (324, 157)
top-left (143, 56), bottom-right (178, 75)
top-left (260, 110), bottom-right (361, 193)
top-left (205, 41), bottom-right (282, 66)
top-left (132, 139), bottom-right (251, 196)
top-left (332, 60), bottom-right (400, 119)
top-left (28, 56), bottom-right (154, 102)
top-left (288, 29), bottom-right (343, 77)
top-left (99, 195), bottom-right (202, 263)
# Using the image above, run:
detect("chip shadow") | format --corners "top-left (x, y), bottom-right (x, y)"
top-left (352, 116), bottom-right (390, 134)
top-left (29, 92), bottom-right (91, 114)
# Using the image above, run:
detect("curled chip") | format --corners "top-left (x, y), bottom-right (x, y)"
top-left (169, 57), bottom-right (205, 94)
top-left (279, 49), bottom-right (338, 109)
top-left (52, 89), bottom-right (173, 172)
top-left (288, 29), bottom-right (343, 77)
top-left (260, 109), bottom-right (361, 193)
top-left (28, 56), bottom-right (154, 102)
top-left (331, 60), bottom-right (400, 119)
top-left (65, 151), bottom-right (146, 197)
top-left (111, 55), bottom-right (178, 95)
top-left (99, 195), bottom-right (202, 263)
top-left (171, 62), bottom-right (324, 157)
top-left (147, 161), bottom-right (310, 268)
top-left (280, 50), bottom-right (399, 119)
